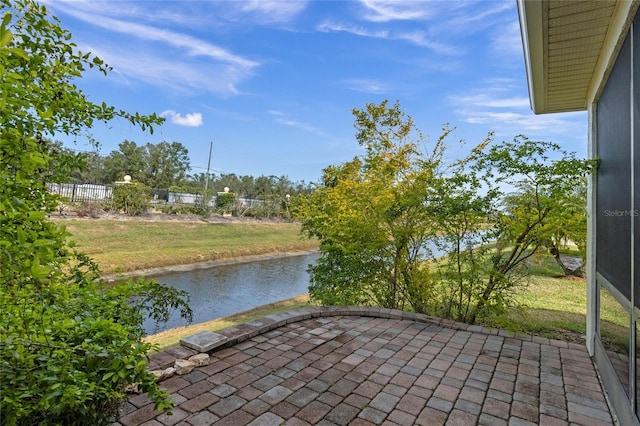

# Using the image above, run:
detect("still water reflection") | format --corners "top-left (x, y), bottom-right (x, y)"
top-left (143, 252), bottom-right (319, 335)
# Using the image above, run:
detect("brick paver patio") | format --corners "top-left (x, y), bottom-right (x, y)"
top-left (114, 307), bottom-right (615, 426)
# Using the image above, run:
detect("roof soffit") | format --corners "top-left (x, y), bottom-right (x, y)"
top-left (518, 0), bottom-right (639, 114)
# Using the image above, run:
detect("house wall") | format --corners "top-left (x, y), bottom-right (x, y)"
top-left (592, 8), bottom-right (639, 424)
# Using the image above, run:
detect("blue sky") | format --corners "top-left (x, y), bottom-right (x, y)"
top-left (45, 0), bottom-right (587, 184)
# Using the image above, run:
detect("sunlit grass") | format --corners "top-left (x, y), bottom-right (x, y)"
top-left (511, 253), bottom-right (628, 353)
top-left (59, 219), bottom-right (318, 274)
top-left (61, 219), bottom-right (628, 352)
top-left (144, 294), bottom-right (315, 351)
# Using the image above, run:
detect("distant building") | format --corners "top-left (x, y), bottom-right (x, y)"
top-left (518, 1), bottom-right (639, 423)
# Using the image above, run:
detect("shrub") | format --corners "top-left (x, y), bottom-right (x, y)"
top-left (0, 1), bottom-right (191, 424)
top-left (1, 261), bottom-right (192, 425)
top-left (215, 191), bottom-right (236, 213)
top-left (111, 183), bottom-right (151, 216)
top-left (75, 201), bottom-right (102, 218)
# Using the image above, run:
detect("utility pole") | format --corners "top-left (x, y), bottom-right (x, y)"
top-left (203, 141), bottom-right (213, 205)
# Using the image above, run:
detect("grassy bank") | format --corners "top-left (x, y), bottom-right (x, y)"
top-left (60, 218), bottom-right (626, 353)
top-left (145, 294), bottom-right (314, 350)
top-left (511, 255), bottom-right (628, 352)
top-left (60, 219), bottom-right (318, 275)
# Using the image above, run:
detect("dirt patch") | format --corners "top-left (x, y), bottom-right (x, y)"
top-left (562, 275), bottom-right (586, 282)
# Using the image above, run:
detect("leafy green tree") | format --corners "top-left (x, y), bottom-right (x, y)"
top-left (295, 101), bottom-right (447, 311)
top-left (103, 140), bottom-right (190, 188)
top-left (295, 101), bottom-right (595, 325)
top-left (45, 141), bottom-right (110, 184)
top-left (426, 164), bottom-right (502, 322)
top-left (215, 190), bottom-right (236, 214)
top-left (426, 137), bottom-right (595, 324)
top-left (103, 140), bottom-right (147, 183)
top-left (144, 141), bottom-right (190, 189)
top-left (0, 1), bottom-right (191, 424)
top-left (70, 150), bottom-right (109, 183)
top-left (544, 178), bottom-right (588, 276)
top-left (478, 140), bottom-right (592, 279)
top-left (212, 173), bottom-right (243, 195)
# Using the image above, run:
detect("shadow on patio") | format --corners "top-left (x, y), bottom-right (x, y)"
top-left (114, 307), bottom-right (615, 426)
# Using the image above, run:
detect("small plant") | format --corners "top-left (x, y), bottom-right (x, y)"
top-left (75, 201), bottom-right (101, 218)
top-left (111, 183), bottom-right (151, 216)
top-left (216, 191), bottom-right (236, 214)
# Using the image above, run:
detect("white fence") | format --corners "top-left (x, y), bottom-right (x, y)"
top-left (47, 183), bottom-right (113, 202)
top-left (47, 183), bottom-right (264, 207)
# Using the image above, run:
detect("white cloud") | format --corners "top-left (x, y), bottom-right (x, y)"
top-left (238, 1), bottom-right (308, 24)
top-left (45, 2), bottom-right (259, 96)
top-left (491, 21), bottom-right (525, 57)
top-left (45, 1), bottom-right (211, 28)
top-left (316, 21), bottom-right (456, 54)
top-left (60, 8), bottom-right (257, 69)
top-left (88, 45), bottom-right (249, 96)
top-left (451, 2), bottom-right (514, 27)
top-left (316, 21), bottom-right (389, 38)
top-left (456, 94), bottom-right (531, 109)
top-left (161, 110), bottom-right (203, 127)
top-left (267, 110), bottom-right (326, 137)
top-left (358, 0), bottom-right (435, 22)
top-left (448, 81), bottom-right (586, 139)
top-left (343, 79), bottom-right (390, 94)
top-left (395, 31), bottom-right (460, 54)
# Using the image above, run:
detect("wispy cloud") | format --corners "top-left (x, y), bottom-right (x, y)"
top-left (450, 1), bottom-right (514, 28)
top-left (45, 2), bottom-right (259, 96)
top-left (161, 110), bottom-right (203, 127)
top-left (358, 0), bottom-right (436, 22)
top-left (45, 1), bottom-right (213, 28)
top-left (56, 7), bottom-right (257, 69)
top-left (268, 110), bottom-right (326, 137)
top-left (395, 31), bottom-right (460, 54)
top-left (343, 79), bottom-right (390, 94)
top-left (316, 22), bottom-right (389, 38)
top-left (448, 81), bottom-right (586, 139)
top-left (491, 21), bottom-right (524, 57)
top-left (237, 1), bottom-right (308, 24)
top-left (316, 21), bottom-right (456, 54)
top-left (86, 45), bottom-right (249, 96)
top-left (456, 94), bottom-right (531, 109)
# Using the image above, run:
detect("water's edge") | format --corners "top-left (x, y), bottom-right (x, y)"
top-left (102, 250), bottom-right (319, 283)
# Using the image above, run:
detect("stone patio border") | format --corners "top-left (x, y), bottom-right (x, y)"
top-left (148, 306), bottom-right (579, 372)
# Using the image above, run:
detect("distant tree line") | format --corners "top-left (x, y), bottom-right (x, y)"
top-left (54, 140), bottom-right (314, 198)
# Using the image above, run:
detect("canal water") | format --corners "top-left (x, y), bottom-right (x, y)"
top-left (142, 235), bottom-right (481, 335)
top-left (143, 252), bottom-right (319, 335)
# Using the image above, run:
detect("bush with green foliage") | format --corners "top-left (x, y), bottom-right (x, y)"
top-left (0, 1), bottom-right (191, 424)
top-left (215, 191), bottom-right (236, 213)
top-left (110, 183), bottom-right (151, 216)
top-left (295, 100), bottom-right (595, 325)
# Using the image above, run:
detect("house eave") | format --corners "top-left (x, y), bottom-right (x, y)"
top-left (517, 0), bottom-right (639, 115)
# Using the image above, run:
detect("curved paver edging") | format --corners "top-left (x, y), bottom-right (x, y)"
top-left (191, 306), bottom-right (571, 353)
top-left (130, 306), bottom-right (614, 426)
top-left (147, 306), bottom-right (582, 373)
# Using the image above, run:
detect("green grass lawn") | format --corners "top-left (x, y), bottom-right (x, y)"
top-left (510, 253), bottom-right (629, 353)
top-left (59, 219), bottom-right (318, 274)
top-left (59, 217), bottom-right (628, 352)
